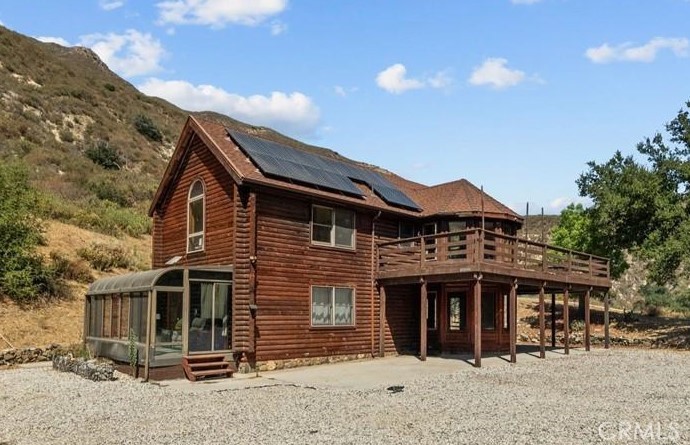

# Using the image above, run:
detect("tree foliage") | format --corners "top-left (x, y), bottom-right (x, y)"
top-left (576, 100), bottom-right (690, 284)
top-left (0, 163), bottom-right (66, 303)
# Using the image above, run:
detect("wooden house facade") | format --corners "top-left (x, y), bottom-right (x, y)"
top-left (85, 116), bottom-right (612, 380)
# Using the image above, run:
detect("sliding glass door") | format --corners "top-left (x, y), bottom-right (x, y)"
top-left (188, 281), bottom-right (231, 353)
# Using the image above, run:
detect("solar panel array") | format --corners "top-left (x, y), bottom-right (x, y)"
top-left (228, 130), bottom-right (421, 211)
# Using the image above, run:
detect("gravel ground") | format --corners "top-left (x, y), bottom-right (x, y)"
top-left (1, 349), bottom-right (689, 444)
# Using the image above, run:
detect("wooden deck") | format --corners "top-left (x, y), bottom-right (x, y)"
top-left (377, 228), bottom-right (611, 289)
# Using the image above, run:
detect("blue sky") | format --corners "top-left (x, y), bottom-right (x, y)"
top-left (1, 1), bottom-right (689, 213)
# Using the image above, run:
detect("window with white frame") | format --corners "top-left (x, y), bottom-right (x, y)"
top-left (311, 286), bottom-right (355, 326)
top-left (188, 180), bottom-right (205, 252)
top-left (311, 205), bottom-right (355, 248)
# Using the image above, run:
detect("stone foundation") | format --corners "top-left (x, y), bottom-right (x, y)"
top-left (250, 353), bottom-right (372, 373)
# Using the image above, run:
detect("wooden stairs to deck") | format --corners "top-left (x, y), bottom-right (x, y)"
top-left (182, 354), bottom-right (235, 382)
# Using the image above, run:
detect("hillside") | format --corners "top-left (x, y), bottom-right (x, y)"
top-left (0, 25), bottom-right (342, 238)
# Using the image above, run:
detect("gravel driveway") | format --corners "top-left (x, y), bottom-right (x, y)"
top-left (1, 349), bottom-right (689, 444)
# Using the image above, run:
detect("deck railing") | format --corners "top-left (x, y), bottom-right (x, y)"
top-left (378, 228), bottom-right (610, 279)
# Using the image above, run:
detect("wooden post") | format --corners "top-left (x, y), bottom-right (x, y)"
top-left (584, 288), bottom-right (591, 352)
top-left (420, 279), bottom-right (427, 361)
top-left (509, 279), bottom-right (517, 364)
top-left (379, 284), bottom-right (386, 358)
top-left (563, 287), bottom-right (570, 355)
top-left (539, 283), bottom-right (545, 359)
top-left (604, 291), bottom-right (610, 349)
top-left (550, 292), bottom-right (556, 348)
top-left (474, 276), bottom-right (482, 367)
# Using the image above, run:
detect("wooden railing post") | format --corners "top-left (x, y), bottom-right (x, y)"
top-left (541, 244), bottom-right (546, 272)
top-left (420, 236), bottom-right (426, 267)
top-left (589, 254), bottom-right (593, 276)
top-left (478, 229), bottom-right (484, 263)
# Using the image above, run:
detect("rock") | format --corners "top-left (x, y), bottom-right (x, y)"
top-left (52, 355), bottom-right (115, 381)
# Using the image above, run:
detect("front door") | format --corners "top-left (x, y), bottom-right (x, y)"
top-left (188, 281), bottom-right (232, 353)
top-left (154, 290), bottom-right (184, 358)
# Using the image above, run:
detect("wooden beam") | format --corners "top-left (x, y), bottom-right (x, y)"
top-left (509, 279), bottom-right (517, 364)
top-left (563, 287), bottom-right (570, 355)
top-left (474, 276), bottom-right (482, 367)
top-left (420, 279), bottom-right (427, 361)
top-left (539, 283), bottom-right (546, 359)
top-left (379, 284), bottom-right (386, 358)
top-left (584, 288), bottom-right (591, 352)
top-left (551, 292), bottom-right (556, 348)
top-left (604, 291), bottom-right (610, 349)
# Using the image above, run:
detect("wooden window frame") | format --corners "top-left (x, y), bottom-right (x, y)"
top-left (310, 205), bottom-right (356, 250)
top-left (187, 179), bottom-right (206, 254)
top-left (310, 285), bottom-right (356, 328)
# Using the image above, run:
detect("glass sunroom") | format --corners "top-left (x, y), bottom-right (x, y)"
top-left (85, 266), bottom-right (233, 378)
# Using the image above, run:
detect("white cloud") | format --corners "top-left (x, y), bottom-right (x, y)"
top-left (37, 36), bottom-right (71, 46)
top-left (138, 78), bottom-right (321, 136)
top-left (79, 30), bottom-right (165, 77)
top-left (100, 0), bottom-right (124, 11)
top-left (548, 196), bottom-right (590, 212)
top-left (333, 85), bottom-right (358, 97)
top-left (157, 0), bottom-right (287, 28)
top-left (375, 63), bottom-right (451, 94)
top-left (585, 37), bottom-right (689, 63)
top-left (270, 20), bottom-right (287, 35)
top-left (469, 58), bottom-right (525, 89)
top-left (511, 0), bottom-right (543, 4)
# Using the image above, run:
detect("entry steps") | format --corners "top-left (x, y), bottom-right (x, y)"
top-left (182, 353), bottom-right (235, 381)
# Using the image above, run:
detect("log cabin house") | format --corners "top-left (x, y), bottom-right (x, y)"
top-left (85, 116), bottom-right (612, 380)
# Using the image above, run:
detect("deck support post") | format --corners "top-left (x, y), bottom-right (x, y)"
top-left (379, 284), bottom-right (386, 358)
top-left (473, 274), bottom-right (482, 368)
top-left (551, 292), bottom-right (556, 348)
top-left (584, 288), bottom-right (591, 352)
top-left (420, 278), bottom-right (427, 361)
top-left (539, 283), bottom-right (546, 359)
top-left (563, 287), bottom-right (570, 355)
top-left (509, 279), bottom-right (517, 364)
top-left (604, 291), bottom-right (610, 349)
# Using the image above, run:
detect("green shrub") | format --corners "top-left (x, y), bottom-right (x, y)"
top-left (133, 114), bottom-right (163, 142)
top-left (104, 83), bottom-right (116, 92)
top-left (87, 179), bottom-right (130, 207)
top-left (0, 162), bottom-right (68, 303)
top-left (59, 128), bottom-right (74, 143)
top-left (84, 140), bottom-right (122, 170)
top-left (49, 252), bottom-right (93, 283)
top-left (570, 319), bottom-right (585, 332)
top-left (77, 243), bottom-right (134, 272)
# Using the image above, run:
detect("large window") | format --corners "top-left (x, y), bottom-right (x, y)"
top-left (311, 286), bottom-right (355, 327)
top-left (448, 291), bottom-right (467, 331)
top-left (311, 205), bottom-right (355, 249)
top-left (188, 180), bottom-right (205, 253)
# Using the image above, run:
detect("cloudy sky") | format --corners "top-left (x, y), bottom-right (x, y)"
top-left (1, 0), bottom-right (689, 212)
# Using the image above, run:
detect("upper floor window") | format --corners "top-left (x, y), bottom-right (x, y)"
top-left (311, 205), bottom-right (355, 249)
top-left (188, 180), bottom-right (205, 253)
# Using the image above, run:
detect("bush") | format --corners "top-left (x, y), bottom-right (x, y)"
top-left (49, 252), bottom-right (93, 283)
top-left (570, 319), bottom-right (585, 332)
top-left (84, 140), bottom-right (122, 170)
top-left (59, 128), bottom-right (74, 143)
top-left (133, 114), bottom-right (163, 142)
top-left (104, 83), bottom-right (116, 92)
top-left (77, 243), bottom-right (134, 272)
top-left (0, 162), bottom-right (68, 303)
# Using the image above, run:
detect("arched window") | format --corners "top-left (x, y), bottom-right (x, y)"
top-left (188, 180), bottom-right (205, 252)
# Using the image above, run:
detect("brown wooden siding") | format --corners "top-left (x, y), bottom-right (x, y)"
top-left (151, 134), bottom-right (235, 268)
top-left (231, 185), bottom-right (254, 352)
top-left (383, 284), bottom-right (419, 354)
top-left (254, 190), bottom-right (379, 361)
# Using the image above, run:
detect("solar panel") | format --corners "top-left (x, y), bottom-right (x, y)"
top-left (228, 129), bottom-right (421, 210)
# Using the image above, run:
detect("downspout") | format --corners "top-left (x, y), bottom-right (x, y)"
top-left (370, 210), bottom-right (382, 357)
